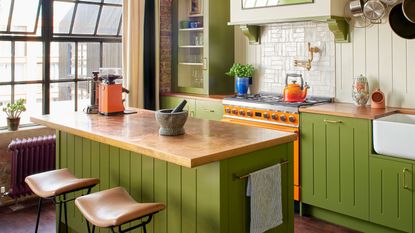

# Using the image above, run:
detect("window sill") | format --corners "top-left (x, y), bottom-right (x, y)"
top-left (0, 124), bottom-right (51, 136)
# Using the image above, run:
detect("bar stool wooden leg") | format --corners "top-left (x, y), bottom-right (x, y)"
top-left (34, 198), bottom-right (43, 233)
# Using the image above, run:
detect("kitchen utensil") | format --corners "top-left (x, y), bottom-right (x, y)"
top-left (155, 109), bottom-right (188, 136)
top-left (283, 73), bottom-right (309, 103)
top-left (389, 3), bottom-right (415, 39)
top-left (380, 0), bottom-right (398, 6)
top-left (350, 0), bottom-right (365, 17)
top-left (344, 2), bottom-right (373, 28)
top-left (352, 75), bottom-right (369, 106)
top-left (403, 0), bottom-right (415, 23)
top-left (364, 0), bottom-right (387, 21)
top-left (371, 89), bottom-right (386, 109)
top-left (171, 100), bottom-right (187, 113)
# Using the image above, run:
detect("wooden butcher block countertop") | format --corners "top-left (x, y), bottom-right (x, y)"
top-left (31, 109), bottom-right (296, 168)
top-left (300, 102), bottom-right (399, 120)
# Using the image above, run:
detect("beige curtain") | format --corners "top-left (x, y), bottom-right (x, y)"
top-left (123, 0), bottom-right (145, 108)
top-left (122, 0), bottom-right (160, 109)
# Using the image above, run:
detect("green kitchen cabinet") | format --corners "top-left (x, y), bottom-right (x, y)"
top-left (370, 156), bottom-right (413, 232)
top-left (195, 99), bottom-right (223, 121)
top-left (172, 0), bottom-right (234, 95)
top-left (160, 96), bottom-right (196, 117)
top-left (161, 96), bottom-right (224, 121)
top-left (300, 113), bottom-right (370, 220)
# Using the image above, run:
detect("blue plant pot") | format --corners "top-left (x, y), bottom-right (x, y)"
top-left (235, 77), bottom-right (250, 96)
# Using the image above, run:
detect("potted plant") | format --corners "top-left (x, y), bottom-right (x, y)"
top-left (1, 99), bottom-right (26, 131)
top-left (226, 63), bottom-right (255, 96)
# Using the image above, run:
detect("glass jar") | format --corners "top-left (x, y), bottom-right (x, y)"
top-left (352, 74), bottom-right (369, 106)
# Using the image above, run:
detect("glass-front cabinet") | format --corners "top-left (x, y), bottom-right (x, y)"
top-left (173, 0), bottom-right (234, 94)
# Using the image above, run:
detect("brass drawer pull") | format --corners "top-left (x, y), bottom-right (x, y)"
top-left (403, 168), bottom-right (410, 190)
top-left (203, 109), bottom-right (215, 113)
top-left (324, 119), bottom-right (343, 124)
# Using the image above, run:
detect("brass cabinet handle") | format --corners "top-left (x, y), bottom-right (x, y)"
top-left (203, 109), bottom-right (215, 113)
top-left (324, 119), bottom-right (343, 124)
top-left (203, 57), bottom-right (208, 71)
top-left (403, 168), bottom-right (410, 190)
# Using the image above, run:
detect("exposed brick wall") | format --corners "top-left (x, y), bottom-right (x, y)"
top-left (160, 0), bottom-right (172, 93)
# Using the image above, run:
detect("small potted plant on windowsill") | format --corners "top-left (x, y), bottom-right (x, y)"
top-left (1, 99), bottom-right (26, 131)
top-left (226, 63), bottom-right (255, 96)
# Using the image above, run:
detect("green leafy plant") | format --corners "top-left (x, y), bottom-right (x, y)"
top-left (226, 63), bottom-right (255, 78)
top-left (2, 99), bottom-right (26, 119)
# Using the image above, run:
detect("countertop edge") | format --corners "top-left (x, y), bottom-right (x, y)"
top-left (31, 116), bottom-right (296, 168)
top-left (161, 92), bottom-right (229, 102)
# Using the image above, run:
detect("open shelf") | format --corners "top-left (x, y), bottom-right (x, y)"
top-left (188, 14), bottom-right (203, 18)
top-left (179, 62), bottom-right (204, 66)
top-left (179, 45), bottom-right (204, 48)
top-left (179, 28), bottom-right (204, 31)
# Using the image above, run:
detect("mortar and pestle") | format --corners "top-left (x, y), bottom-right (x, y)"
top-left (155, 100), bottom-right (189, 136)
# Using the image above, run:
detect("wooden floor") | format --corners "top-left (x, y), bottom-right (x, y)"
top-left (0, 199), bottom-right (359, 233)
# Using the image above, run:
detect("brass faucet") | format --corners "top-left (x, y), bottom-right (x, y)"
top-left (294, 42), bottom-right (320, 71)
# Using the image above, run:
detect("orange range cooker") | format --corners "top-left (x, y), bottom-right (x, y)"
top-left (222, 94), bottom-right (332, 201)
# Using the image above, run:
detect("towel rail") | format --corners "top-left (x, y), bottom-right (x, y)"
top-left (233, 160), bottom-right (289, 180)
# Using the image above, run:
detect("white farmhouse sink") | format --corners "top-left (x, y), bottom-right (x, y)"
top-left (373, 114), bottom-right (415, 160)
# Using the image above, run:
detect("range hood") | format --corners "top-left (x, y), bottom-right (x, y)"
top-left (229, 0), bottom-right (349, 43)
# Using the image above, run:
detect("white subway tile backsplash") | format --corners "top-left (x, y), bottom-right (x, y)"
top-left (259, 22), bottom-right (335, 97)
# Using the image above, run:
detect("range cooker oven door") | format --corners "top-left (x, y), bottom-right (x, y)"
top-left (221, 118), bottom-right (301, 201)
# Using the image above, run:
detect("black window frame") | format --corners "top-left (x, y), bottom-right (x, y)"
top-left (0, 0), bottom-right (122, 125)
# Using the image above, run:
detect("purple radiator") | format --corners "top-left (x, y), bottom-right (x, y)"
top-left (8, 135), bottom-right (56, 198)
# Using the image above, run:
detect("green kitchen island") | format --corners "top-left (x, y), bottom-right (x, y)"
top-left (31, 109), bottom-right (296, 233)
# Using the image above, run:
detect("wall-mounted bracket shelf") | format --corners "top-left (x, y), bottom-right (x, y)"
top-left (230, 16), bottom-right (350, 44)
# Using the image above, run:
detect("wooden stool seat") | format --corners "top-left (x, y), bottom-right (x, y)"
top-left (25, 168), bottom-right (99, 198)
top-left (75, 187), bottom-right (165, 228)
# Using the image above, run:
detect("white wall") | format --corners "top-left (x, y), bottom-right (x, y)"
top-left (235, 23), bottom-right (415, 108)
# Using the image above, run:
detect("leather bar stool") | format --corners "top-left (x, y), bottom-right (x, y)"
top-left (75, 187), bottom-right (165, 233)
top-left (25, 168), bottom-right (99, 233)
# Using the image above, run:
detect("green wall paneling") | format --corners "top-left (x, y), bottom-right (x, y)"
top-left (300, 113), bottom-right (370, 220)
top-left (56, 131), bottom-right (293, 233)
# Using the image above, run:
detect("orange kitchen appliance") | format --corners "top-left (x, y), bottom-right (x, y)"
top-left (283, 73), bottom-right (309, 103)
top-left (98, 68), bottom-right (127, 116)
top-left (222, 94), bottom-right (332, 201)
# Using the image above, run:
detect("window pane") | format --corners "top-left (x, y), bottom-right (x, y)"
top-left (78, 43), bottom-right (100, 79)
top-left (97, 6), bottom-right (122, 35)
top-left (0, 0), bottom-right (11, 31)
top-left (0, 42), bottom-right (11, 82)
top-left (53, 1), bottom-right (75, 34)
top-left (50, 82), bottom-right (75, 113)
top-left (10, 0), bottom-right (40, 32)
top-left (72, 4), bottom-right (100, 34)
top-left (15, 42), bottom-right (43, 81)
top-left (78, 81), bottom-right (91, 111)
top-left (105, 0), bottom-right (122, 4)
top-left (51, 42), bottom-right (75, 80)
top-left (14, 84), bottom-right (42, 125)
top-left (103, 43), bottom-right (122, 68)
top-left (0, 85), bottom-right (11, 127)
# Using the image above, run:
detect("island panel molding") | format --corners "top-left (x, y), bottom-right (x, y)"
top-left (56, 131), bottom-right (294, 233)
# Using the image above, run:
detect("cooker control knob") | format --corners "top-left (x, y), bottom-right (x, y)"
top-left (280, 115), bottom-right (287, 122)
top-left (239, 110), bottom-right (245, 116)
top-left (225, 108), bottom-right (231, 114)
top-left (232, 109), bottom-right (238, 115)
top-left (247, 111), bottom-right (253, 117)
top-left (264, 112), bottom-right (270, 119)
top-left (272, 114), bottom-right (278, 120)
top-left (289, 115), bottom-right (296, 123)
